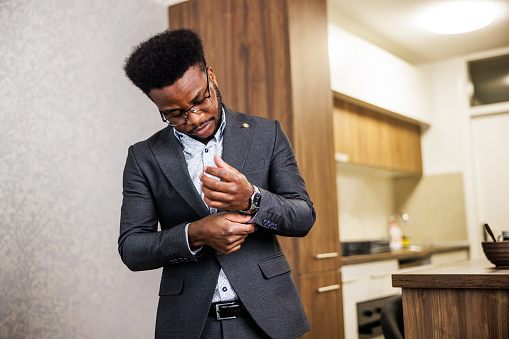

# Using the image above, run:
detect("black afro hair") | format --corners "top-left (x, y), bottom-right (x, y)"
top-left (123, 28), bottom-right (207, 95)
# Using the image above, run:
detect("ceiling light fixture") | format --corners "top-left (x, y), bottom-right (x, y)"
top-left (418, 1), bottom-right (497, 35)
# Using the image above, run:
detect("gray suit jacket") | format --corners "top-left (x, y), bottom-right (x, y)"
top-left (119, 106), bottom-right (316, 338)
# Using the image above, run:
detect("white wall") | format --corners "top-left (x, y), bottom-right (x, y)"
top-left (0, 1), bottom-right (168, 337)
top-left (328, 24), bottom-right (431, 125)
top-left (418, 47), bottom-right (509, 259)
top-left (418, 60), bottom-right (467, 176)
top-left (471, 112), bottom-right (509, 241)
top-left (336, 166), bottom-right (395, 242)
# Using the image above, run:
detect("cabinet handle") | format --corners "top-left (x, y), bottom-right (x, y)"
top-left (317, 284), bottom-right (340, 293)
top-left (371, 273), bottom-right (391, 279)
top-left (315, 252), bottom-right (339, 259)
top-left (342, 278), bottom-right (357, 284)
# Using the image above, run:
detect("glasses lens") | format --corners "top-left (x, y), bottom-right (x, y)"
top-left (195, 97), bottom-right (212, 113)
top-left (169, 114), bottom-right (187, 126)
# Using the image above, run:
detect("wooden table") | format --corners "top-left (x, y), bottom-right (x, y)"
top-left (392, 259), bottom-right (509, 338)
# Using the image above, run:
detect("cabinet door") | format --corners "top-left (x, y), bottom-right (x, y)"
top-left (300, 270), bottom-right (344, 339)
top-left (430, 250), bottom-right (469, 266)
top-left (333, 97), bottom-right (422, 174)
top-left (333, 100), bottom-right (382, 167)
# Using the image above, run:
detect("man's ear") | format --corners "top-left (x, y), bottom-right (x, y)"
top-left (208, 67), bottom-right (218, 87)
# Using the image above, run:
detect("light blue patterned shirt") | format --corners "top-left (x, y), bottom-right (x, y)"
top-left (173, 110), bottom-right (238, 302)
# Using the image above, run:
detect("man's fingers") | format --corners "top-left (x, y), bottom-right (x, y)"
top-left (222, 222), bottom-right (255, 235)
top-left (220, 212), bottom-right (253, 224)
top-left (202, 156), bottom-right (240, 182)
top-left (201, 174), bottom-right (244, 199)
top-left (202, 166), bottom-right (240, 183)
top-left (214, 155), bottom-right (233, 170)
top-left (200, 173), bottom-right (232, 191)
top-left (220, 243), bottom-right (243, 255)
top-left (203, 195), bottom-right (229, 209)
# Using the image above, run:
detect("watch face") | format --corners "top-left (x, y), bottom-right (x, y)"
top-left (252, 192), bottom-right (261, 208)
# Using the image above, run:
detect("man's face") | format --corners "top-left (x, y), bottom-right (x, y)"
top-left (148, 66), bottom-right (222, 143)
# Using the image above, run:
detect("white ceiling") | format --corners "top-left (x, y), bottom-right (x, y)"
top-left (328, 0), bottom-right (509, 64)
top-left (150, 0), bottom-right (509, 65)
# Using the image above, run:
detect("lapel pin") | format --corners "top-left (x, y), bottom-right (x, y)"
top-left (242, 123), bottom-right (249, 128)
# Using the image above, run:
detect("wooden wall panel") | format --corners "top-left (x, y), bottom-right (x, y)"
top-left (168, 0), bottom-right (293, 141)
top-left (287, 0), bottom-right (341, 274)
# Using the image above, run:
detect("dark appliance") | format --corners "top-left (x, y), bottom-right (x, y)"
top-left (357, 294), bottom-right (397, 339)
top-left (341, 240), bottom-right (390, 256)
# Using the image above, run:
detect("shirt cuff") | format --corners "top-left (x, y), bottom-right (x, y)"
top-left (185, 223), bottom-right (202, 256)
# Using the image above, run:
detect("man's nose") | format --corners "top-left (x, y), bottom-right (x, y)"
top-left (186, 111), bottom-right (203, 125)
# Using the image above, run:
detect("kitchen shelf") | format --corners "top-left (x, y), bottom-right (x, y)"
top-left (335, 156), bottom-right (422, 178)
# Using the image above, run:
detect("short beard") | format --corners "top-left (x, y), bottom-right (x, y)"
top-left (210, 82), bottom-right (223, 134)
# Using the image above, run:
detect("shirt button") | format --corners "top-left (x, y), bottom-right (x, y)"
top-left (204, 149), bottom-right (209, 153)
top-left (222, 287), bottom-right (227, 292)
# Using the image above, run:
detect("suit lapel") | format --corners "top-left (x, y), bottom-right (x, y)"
top-left (149, 127), bottom-right (210, 218)
top-left (222, 106), bottom-right (253, 173)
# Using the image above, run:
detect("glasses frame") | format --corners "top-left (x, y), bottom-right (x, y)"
top-left (160, 69), bottom-right (213, 127)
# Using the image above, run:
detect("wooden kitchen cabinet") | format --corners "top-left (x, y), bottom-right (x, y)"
top-left (300, 270), bottom-right (344, 339)
top-left (333, 96), bottom-right (423, 175)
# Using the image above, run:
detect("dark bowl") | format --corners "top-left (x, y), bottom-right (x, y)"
top-left (482, 241), bottom-right (509, 266)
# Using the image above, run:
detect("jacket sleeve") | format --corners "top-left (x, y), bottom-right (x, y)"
top-left (250, 121), bottom-right (316, 237)
top-left (118, 145), bottom-right (198, 271)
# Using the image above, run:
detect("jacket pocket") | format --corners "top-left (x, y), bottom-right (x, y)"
top-left (158, 275), bottom-right (184, 296)
top-left (258, 253), bottom-right (292, 279)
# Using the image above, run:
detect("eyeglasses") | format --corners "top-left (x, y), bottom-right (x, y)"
top-left (160, 70), bottom-right (213, 127)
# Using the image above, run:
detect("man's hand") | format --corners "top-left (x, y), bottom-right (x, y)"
top-left (200, 155), bottom-right (253, 211)
top-left (188, 212), bottom-right (255, 254)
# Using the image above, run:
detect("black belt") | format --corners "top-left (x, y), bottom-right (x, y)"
top-left (208, 301), bottom-right (245, 320)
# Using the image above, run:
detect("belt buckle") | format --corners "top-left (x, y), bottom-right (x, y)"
top-left (215, 302), bottom-right (237, 320)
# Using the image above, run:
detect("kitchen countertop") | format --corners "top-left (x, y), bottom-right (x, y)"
top-left (392, 258), bottom-right (509, 289)
top-left (341, 244), bottom-right (469, 265)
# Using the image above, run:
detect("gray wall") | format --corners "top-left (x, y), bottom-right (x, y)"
top-left (0, 0), bottom-right (169, 337)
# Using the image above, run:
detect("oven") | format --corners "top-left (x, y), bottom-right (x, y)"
top-left (357, 294), bottom-right (397, 339)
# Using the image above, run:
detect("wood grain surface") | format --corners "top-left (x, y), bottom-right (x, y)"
top-left (403, 288), bottom-right (509, 338)
top-left (396, 260), bottom-right (509, 338)
top-left (333, 97), bottom-right (422, 174)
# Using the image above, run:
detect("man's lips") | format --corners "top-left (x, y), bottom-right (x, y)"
top-left (190, 117), bottom-right (214, 135)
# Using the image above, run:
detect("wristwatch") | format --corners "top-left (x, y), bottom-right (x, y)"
top-left (242, 185), bottom-right (261, 215)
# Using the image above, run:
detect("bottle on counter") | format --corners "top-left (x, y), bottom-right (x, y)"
top-left (389, 219), bottom-right (403, 250)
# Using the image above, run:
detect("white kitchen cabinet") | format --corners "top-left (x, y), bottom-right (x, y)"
top-left (341, 260), bottom-right (399, 339)
top-left (430, 249), bottom-right (469, 266)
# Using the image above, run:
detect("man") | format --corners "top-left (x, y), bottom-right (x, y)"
top-left (119, 28), bottom-right (316, 338)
